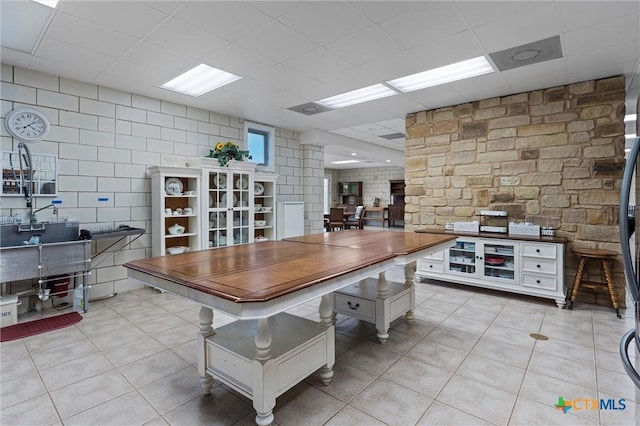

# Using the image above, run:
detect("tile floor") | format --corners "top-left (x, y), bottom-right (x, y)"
top-left (1, 266), bottom-right (638, 426)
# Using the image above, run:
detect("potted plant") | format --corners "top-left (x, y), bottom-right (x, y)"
top-left (207, 142), bottom-right (252, 167)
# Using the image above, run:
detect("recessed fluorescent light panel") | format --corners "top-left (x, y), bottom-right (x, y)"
top-left (316, 84), bottom-right (397, 109)
top-left (331, 160), bottom-right (361, 164)
top-left (160, 64), bottom-right (241, 97)
top-left (386, 56), bottom-right (494, 93)
top-left (33, 0), bottom-right (58, 8)
top-left (625, 114), bottom-right (637, 122)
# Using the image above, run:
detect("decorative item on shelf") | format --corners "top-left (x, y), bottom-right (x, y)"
top-left (207, 141), bottom-right (252, 167)
top-left (168, 223), bottom-right (185, 235)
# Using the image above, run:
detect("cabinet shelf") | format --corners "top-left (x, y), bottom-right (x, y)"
top-left (165, 232), bottom-right (197, 238)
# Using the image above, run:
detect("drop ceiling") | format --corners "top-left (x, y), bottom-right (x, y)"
top-left (1, 1), bottom-right (639, 169)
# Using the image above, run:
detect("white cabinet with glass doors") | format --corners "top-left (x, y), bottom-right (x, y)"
top-left (149, 166), bottom-right (201, 257)
top-left (446, 239), bottom-right (517, 283)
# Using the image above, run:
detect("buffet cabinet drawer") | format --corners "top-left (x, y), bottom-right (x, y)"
top-left (334, 293), bottom-right (376, 322)
top-left (522, 273), bottom-right (558, 291)
top-left (521, 243), bottom-right (556, 259)
top-left (522, 258), bottom-right (557, 274)
top-left (418, 259), bottom-right (444, 274)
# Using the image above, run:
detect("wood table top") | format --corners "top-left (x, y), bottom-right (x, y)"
top-left (284, 230), bottom-right (457, 256)
top-left (124, 240), bottom-right (395, 303)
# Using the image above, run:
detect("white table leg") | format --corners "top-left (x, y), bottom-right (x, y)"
top-left (404, 262), bottom-right (416, 324)
top-left (197, 306), bottom-right (215, 394)
top-left (253, 318), bottom-right (275, 426)
top-left (376, 272), bottom-right (390, 344)
top-left (318, 293), bottom-right (335, 385)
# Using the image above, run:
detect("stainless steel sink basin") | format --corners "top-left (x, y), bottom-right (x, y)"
top-left (0, 221), bottom-right (80, 248)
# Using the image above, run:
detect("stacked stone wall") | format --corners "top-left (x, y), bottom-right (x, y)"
top-left (405, 76), bottom-right (626, 307)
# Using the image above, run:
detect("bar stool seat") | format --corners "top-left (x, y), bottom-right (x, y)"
top-left (568, 247), bottom-right (620, 318)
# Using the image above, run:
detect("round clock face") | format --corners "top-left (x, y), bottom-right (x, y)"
top-left (5, 108), bottom-right (51, 142)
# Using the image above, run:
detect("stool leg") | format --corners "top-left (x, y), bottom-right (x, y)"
top-left (569, 257), bottom-right (587, 309)
top-left (601, 258), bottom-right (622, 319)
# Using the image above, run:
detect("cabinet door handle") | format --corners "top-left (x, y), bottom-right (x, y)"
top-left (429, 264), bottom-right (433, 268)
top-left (537, 264), bottom-right (541, 268)
top-left (536, 249), bottom-right (540, 253)
top-left (536, 280), bottom-right (541, 284)
top-left (347, 301), bottom-right (359, 310)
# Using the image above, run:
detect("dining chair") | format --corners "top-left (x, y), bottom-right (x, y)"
top-left (327, 207), bottom-right (345, 231)
top-left (344, 205), bottom-right (365, 229)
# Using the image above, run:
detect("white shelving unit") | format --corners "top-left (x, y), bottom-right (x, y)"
top-left (417, 235), bottom-right (565, 308)
top-left (149, 166), bottom-right (201, 257)
top-left (253, 172), bottom-right (278, 242)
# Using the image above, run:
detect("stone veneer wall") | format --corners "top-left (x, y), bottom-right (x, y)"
top-left (404, 76), bottom-right (626, 307)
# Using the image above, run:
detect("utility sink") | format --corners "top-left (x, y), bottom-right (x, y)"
top-left (0, 221), bottom-right (80, 248)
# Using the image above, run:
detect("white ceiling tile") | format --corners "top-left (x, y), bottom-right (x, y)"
top-left (247, 1), bottom-right (302, 19)
top-left (448, 72), bottom-right (511, 103)
top-left (47, 13), bottom-right (137, 57)
top-left (453, 1), bottom-right (547, 28)
top-left (202, 44), bottom-right (276, 78)
top-left (120, 42), bottom-right (196, 77)
top-left (235, 21), bottom-right (318, 64)
top-left (403, 84), bottom-right (468, 110)
top-left (37, 37), bottom-right (117, 73)
top-left (277, 1), bottom-right (372, 46)
top-left (377, 1), bottom-right (469, 49)
top-left (350, 1), bottom-right (423, 24)
top-left (145, 18), bottom-right (230, 60)
top-left (562, 14), bottom-right (640, 56)
top-left (103, 58), bottom-right (181, 87)
top-left (407, 30), bottom-right (487, 70)
top-left (173, 1), bottom-right (272, 43)
top-left (558, 1), bottom-right (639, 32)
top-left (472, 2), bottom-right (561, 52)
top-left (142, 1), bottom-right (184, 15)
top-left (569, 58), bottom-right (639, 87)
top-left (59, 1), bottom-right (167, 39)
top-left (0, 0), bottom-right (53, 54)
top-left (314, 66), bottom-right (379, 96)
top-left (250, 64), bottom-right (321, 92)
top-left (30, 56), bottom-right (101, 84)
top-left (501, 59), bottom-right (571, 95)
top-left (324, 25), bottom-right (405, 66)
top-left (356, 50), bottom-right (423, 82)
top-left (283, 48), bottom-right (353, 81)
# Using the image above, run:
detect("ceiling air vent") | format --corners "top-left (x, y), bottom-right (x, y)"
top-left (287, 102), bottom-right (333, 116)
top-left (380, 133), bottom-right (406, 140)
top-left (489, 36), bottom-right (562, 72)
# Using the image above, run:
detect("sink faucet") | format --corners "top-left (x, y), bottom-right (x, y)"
top-left (16, 142), bottom-right (34, 222)
top-left (32, 204), bottom-right (58, 223)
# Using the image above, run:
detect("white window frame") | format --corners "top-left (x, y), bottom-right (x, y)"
top-left (244, 121), bottom-right (275, 173)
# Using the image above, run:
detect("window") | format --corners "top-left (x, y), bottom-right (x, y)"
top-left (244, 122), bottom-right (274, 172)
top-left (323, 176), bottom-right (330, 215)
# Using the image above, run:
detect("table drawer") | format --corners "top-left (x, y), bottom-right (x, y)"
top-left (522, 258), bottom-right (557, 274)
top-left (522, 273), bottom-right (558, 291)
top-left (418, 259), bottom-right (444, 274)
top-left (334, 293), bottom-right (376, 322)
top-left (521, 243), bottom-right (556, 259)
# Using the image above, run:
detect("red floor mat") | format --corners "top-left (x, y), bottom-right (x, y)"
top-left (0, 312), bottom-right (82, 342)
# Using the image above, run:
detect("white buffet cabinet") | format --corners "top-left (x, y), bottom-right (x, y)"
top-left (416, 233), bottom-right (566, 308)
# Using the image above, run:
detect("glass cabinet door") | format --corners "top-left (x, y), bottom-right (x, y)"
top-left (482, 243), bottom-right (516, 281)
top-left (447, 240), bottom-right (476, 275)
top-left (231, 172), bottom-right (251, 245)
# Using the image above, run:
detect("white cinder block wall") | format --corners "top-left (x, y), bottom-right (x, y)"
top-left (0, 65), bottom-right (320, 301)
top-left (330, 166), bottom-right (405, 207)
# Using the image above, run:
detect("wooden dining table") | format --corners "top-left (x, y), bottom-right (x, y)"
top-left (124, 232), bottom-right (456, 425)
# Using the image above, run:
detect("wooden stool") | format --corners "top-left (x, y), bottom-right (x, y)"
top-left (568, 248), bottom-right (621, 318)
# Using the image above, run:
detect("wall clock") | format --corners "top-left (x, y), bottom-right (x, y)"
top-left (5, 107), bottom-right (51, 142)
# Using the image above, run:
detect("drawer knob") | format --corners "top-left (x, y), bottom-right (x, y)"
top-left (347, 301), bottom-right (359, 310)
top-left (536, 249), bottom-right (540, 253)
top-left (429, 265), bottom-right (433, 268)
top-left (536, 280), bottom-right (541, 284)
top-left (537, 264), bottom-right (541, 268)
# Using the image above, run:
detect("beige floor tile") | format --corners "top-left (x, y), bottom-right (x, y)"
top-left (152, 322), bottom-right (198, 348)
top-left (0, 342), bottom-right (37, 383)
top-left (136, 314), bottom-right (192, 335)
top-left (119, 349), bottom-right (190, 388)
top-left (142, 417), bottom-right (170, 426)
top-left (457, 353), bottom-right (525, 393)
top-left (450, 303), bottom-right (500, 322)
top-left (307, 361), bottom-right (377, 403)
top-left (30, 339), bottom-right (98, 370)
top-left (87, 323), bottom-right (147, 352)
top-left (437, 374), bottom-right (517, 425)
top-left (0, 371), bottom-right (47, 409)
top-left (364, 327), bottom-right (421, 353)
top-left (492, 310), bottom-right (544, 333)
top-left (382, 356), bottom-right (452, 398)
top-left (412, 305), bottom-right (450, 325)
top-left (138, 366), bottom-right (203, 414)
top-left (533, 337), bottom-right (596, 364)
top-left (528, 350), bottom-right (597, 390)
top-left (389, 317), bottom-right (437, 339)
top-left (162, 385), bottom-right (253, 425)
top-left (518, 371), bottom-right (600, 423)
top-left (170, 339), bottom-right (198, 365)
top-left (326, 405), bottom-right (385, 425)
top-left (440, 313), bottom-right (491, 336)
top-left (337, 340), bottom-right (402, 375)
top-left (23, 326), bottom-right (87, 353)
top-left (596, 347), bottom-right (629, 375)
top-left (272, 382), bottom-right (345, 426)
top-left (63, 390), bottom-right (158, 426)
top-left (350, 378), bottom-right (432, 425)
top-left (417, 401), bottom-right (493, 426)
top-left (334, 331), bottom-right (361, 357)
top-left (75, 315), bottom-right (133, 336)
top-left (39, 352), bottom-right (113, 391)
top-left (102, 334), bottom-right (165, 367)
top-left (596, 367), bottom-right (638, 402)
top-left (50, 369), bottom-right (133, 419)
top-left (471, 336), bottom-right (533, 369)
top-left (417, 298), bottom-right (462, 315)
top-left (335, 317), bottom-right (377, 339)
top-left (407, 339), bottom-right (467, 372)
top-left (0, 393), bottom-right (61, 426)
top-left (423, 325), bottom-right (479, 352)
top-left (483, 323), bottom-right (537, 350)
top-left (510, 396), bottom-right (595, 425)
